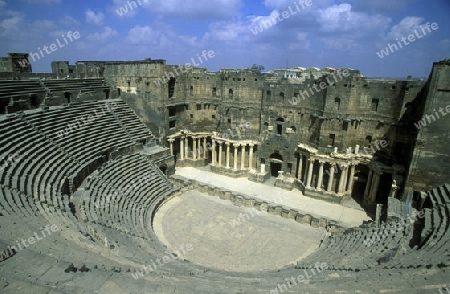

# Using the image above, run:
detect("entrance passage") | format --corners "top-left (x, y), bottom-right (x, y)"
top-left (270, 152), bottom-right (283, 177)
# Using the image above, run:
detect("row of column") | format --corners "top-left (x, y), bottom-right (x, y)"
top-left (168, 136), bottom-right (209, 161)
top-left (211, 141), bottom-right (256, 171)
top-left (363, 169), bottom-right (382, 203)
top-left (297, 155), bottom-right (356, 195)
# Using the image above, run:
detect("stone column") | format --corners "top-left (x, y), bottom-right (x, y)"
top-left (184, 136), bottom-right (189, 159)
top-left (316, 160), bottom-right (324, 190)
top-left (369, 172), bottom-right (381, 203)
top-left (218, 142), bottom-right (223, 167)
top-left (240, 144), bottom-right (246, 170)
top-left (338, 165), bottom-right (348, 194)
top-left (297, 154), bottom-right (303, 181)
top-left (346, 164), bottom-right (356, 192)
top-left (212, 140), bottom-right (216, 166)
top-left (233, 144), bottom-right (238, 171)
top-left (306, 159), bottom-right (314, 188)
top-left (168, 139), bottom-right (174, 155)
top-left (363, 169), bottom-right (373, 200)
top-left (193, 137), bottom-right (197, 160)
top-left (203, 137), bottom-right (207, 159)
top-left (225, 142), bottom-right (230, 169)
top-left (327, 163), bottom-right (335, 192)
top-left (249, 144), bottom-right (254, 171)
top-left (376, 204), bottom-right (383, 226)
top-left (180, 137), bottom-right (185, 160)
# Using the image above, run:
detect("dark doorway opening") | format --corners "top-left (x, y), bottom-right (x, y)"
top-left (30, 95), bottom-right (39, 107)
top-left (0, 99), bottom-right (8, 114)
top-left (377, 173), bottom-right (393, 205)
top-left (168, 78), bottom-right (176, 98)
top-left (104, 89), bottom-right (110, 99)
top-left (159, 164), bottom-right (168, 175)
top-left (276, 117), bottom-right (284, 135)
top-left (64, 92), bottom-right (72, 103)
top-left (269, 152), bottom-right (283, 177)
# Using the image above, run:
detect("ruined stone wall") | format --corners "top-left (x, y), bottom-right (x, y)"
top-left (0, 57), bottom-right (11, 73)
top-left (104, 60), bottom-right (167, 137)
top-left (102, 59), bottom-right (450, 200)
top-left (103, 60), bottom-right (425, 157)
top-left (405, 60), bottom-right (450, 191)
top-left (0, 53), bottom-right (32, 73)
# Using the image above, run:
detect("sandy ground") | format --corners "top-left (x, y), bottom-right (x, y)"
top-left (153, 190), bottom-right (325, 272)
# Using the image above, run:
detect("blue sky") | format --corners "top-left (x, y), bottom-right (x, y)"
top-left (0, 0), bottom-right (448, 77)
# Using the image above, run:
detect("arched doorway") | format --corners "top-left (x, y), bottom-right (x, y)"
top-left (269, 152), bottom-right (283, 177)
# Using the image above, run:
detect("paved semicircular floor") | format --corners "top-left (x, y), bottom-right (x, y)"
top-left (153, 190), bottom-right (326, 272)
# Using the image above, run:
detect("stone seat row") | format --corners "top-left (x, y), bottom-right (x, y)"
top-left (84, 153), bottom-right (173, 238)
top-left (300, 184), bottom-right (450, 271)
top-left (297, 219), bottom-right (411, 270)
top-left (0, 184), bottom-right (39, 217)
top-left (111, 102), bottom-right (152, 134)
top-left (0, 99), bottom-right (159, 239)
top-left (19, 101), bottom-right (135, 166)
top-left (382, 185), bottom-right (450, 269)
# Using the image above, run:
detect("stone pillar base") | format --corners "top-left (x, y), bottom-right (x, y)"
top-left (248, 170), bottom-right (270, 183)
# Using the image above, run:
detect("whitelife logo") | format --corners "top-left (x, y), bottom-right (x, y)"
top-left (153, 50), bottom-right (215, 86)
top-left (376, 22), bottom-right (439, 59)
top-left (18, 31), bottom-right (81, 68)
top-left (251, 0), bottom-right (312, 35)
top-left (0, 224), bottom-right (59, 261)
top-left (131, 244), bottom-right (193, 279)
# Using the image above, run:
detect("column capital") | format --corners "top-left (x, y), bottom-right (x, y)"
top-left (225, 141), bottom-right (230, 146)
top-left (339, 162), bottom-right (349, 168)
top-left (167, 138), bottom-right (175, 143)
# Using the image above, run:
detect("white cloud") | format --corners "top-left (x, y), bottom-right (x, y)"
top-left (264, 0), bottom-right (333, 9)
top-left (204, 21), bottom-right (249, 42)
top-left (125, 25), bottom-right (163, 45)
top-left (0, 1), bottom-right (6, 8)
top-left (85, 9), bottom-right (105, 26)
top-left (112, 0), bottom-right (242, 19)
top-left (87, 26), bottom-right (118, 42)
top-left (317, 4), bottom-right (391, 35)
top-left (387, 16), bottom-right (425, 40)
top-left (0, 11), bottom-right (24, 37)
top-left (124, 23), bottom-right (202, 55)
top-left (60, 15), bottom-right (80, 26)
